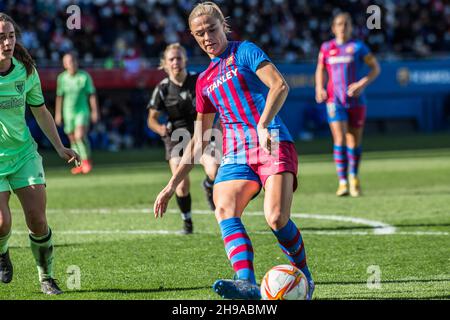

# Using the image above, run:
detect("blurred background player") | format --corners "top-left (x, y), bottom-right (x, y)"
top-left (154, 2), bottom-right (314, 300)
top-left (315, 12), bottom-right (380, 197)
top-left (55, 52), bottom-right (99, 174)
top-left (0, 13), bottom-right (80, 295)
top-left (147, 43), bottom-right (220, 234)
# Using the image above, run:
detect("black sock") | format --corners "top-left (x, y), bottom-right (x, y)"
top-left (176, 193), bottom-right (192, 216)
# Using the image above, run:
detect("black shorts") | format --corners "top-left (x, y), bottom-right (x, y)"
top-left (163, 121), bottom-right (223, 161)
top-left (162, 134), bottom-right (185, 161)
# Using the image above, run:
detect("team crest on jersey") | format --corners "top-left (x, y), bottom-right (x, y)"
top-left (15, 81), bottom-right (25, 94)
top-left (226, 54), bottom-right (235, 66)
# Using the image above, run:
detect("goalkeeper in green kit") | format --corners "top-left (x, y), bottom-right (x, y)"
top-left (55, 52), bottom-right (99, 174)
top-left (0, 13), bottom-right (80, 294)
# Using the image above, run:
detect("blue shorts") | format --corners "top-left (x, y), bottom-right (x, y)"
top-left (214, 163), bottom-right (262, 199)
top-left (326, 103), bottom-right (366, 128)
top-left (215, 163), bottom-right (261, 186)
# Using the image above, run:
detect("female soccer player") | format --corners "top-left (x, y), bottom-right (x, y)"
top-left (147, 43), bottom-right (220, 234)
top-left (55, 52), bottom-right (99, 175)
top-left (153, 2), bottom-right (314, 300)
top-left (315, 12), bottom-right (380, 197)
top-left (0, 13), bottom-right (80, 295)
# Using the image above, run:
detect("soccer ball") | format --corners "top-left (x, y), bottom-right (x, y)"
top-left (260, 264), bottom-right (309, 300)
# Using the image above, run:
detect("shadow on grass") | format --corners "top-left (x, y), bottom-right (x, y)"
top-left (72, 285), bottom-right (212, 294)
top-left (390, 222), bottom-right (450, 228)
top-left (8, 243), bottom-right (81, 249)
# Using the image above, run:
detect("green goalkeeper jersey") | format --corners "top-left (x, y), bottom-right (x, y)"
top-left (56, 69), bottom-right (96, 115)
top-left (0, 57), bottom-right (45, 159)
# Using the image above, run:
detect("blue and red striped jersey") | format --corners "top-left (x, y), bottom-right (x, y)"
top-left (196, 41), bottom-right (293, 163)
top-left (319, 39), bottom-right (371, 107)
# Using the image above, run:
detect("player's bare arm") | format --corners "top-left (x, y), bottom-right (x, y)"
top-left (89, 93), bottom-right (100, 123)
top-left (30, 105), bottom-right (80, 165)
top-left (347, 54), bottom-right (381, 97)
top-left (315, 56), bottom-right (328, 103)
top-left (255, 61), bottom-right (290, 153)
top-left (147, 108), bottom-right (168, 137)
top-left (54, 95), bottom-right (63, 126)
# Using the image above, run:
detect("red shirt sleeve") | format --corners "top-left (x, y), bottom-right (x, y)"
top-left (195, 75), bottom-right (217, 114)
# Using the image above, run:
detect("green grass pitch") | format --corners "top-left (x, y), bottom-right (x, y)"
top-left (0, 134), bottom-right (449, 300)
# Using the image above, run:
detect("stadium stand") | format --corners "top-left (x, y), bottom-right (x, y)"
top-left (2, 0), bottom-right (449, 149)
top-left (1, 0), bottom-right (448, 65)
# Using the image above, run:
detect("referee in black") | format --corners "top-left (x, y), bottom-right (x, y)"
top-left (147, 43), bottom-right (220, 234)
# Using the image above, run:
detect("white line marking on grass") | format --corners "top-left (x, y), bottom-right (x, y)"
top-left (290, 213), bottom-right (395, 235)
top-left (48, 208), bottom-right (395, 234)
top-left (188, 211), bottom-right (397, 235)
top-left (41, 207), bottom-right (448, 236)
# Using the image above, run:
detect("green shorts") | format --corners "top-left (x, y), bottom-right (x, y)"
top-left (63, 111), bottom-right (90, 134)
top-left (0, 146), bottom-right (46, 192)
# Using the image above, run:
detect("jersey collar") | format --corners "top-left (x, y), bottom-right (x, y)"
top-left (211, 41), bottom-right (232, 63)
top-left (0, 58), bottom-right (15, 77)
top-left (334, 38), bottom-right (353, 46)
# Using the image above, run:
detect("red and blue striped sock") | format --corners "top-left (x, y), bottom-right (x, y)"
top-left (333, 144), bottom-right (348, 183)
top-left (220, 217), bottom-right (256, 284)
top-left (272, 219), bottom-right (312, 280)
top-left (347, 146), bottom-right (362, 177)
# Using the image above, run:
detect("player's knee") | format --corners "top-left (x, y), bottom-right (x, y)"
top-left (266, 211), bottom-right (289, 230)
top-left (0, 212), bottom-right (11, 235)
top-left (26, 213), bottom-right (48, 235)
top-left (346, 138), bottom-right (357, 149)
top-left (214, 204), bottom-right (237, 222)
top-left (176, 183), bottom-right (189, 197)
top-left (74, 131), bottom-right (87, 142)
top-left (334, 137), bottom-right (345, 146)
top-left (204, 157), bottom-right (219, 171)
top-left (205, 169), bottom-right (216, 181)
top-left (74, 137), bottom-right (84, 144)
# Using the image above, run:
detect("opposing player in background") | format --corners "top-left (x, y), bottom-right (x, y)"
top-left (147, 43), bottom-right (220, 234)
top-left (315, 12), bottom-right (380, 197)
top-left (0, 13), bottom-right (80, 294)
top-left (55, 52), bottom-right (99, 175)
top-left (153, 2), bottom-right (314, 300)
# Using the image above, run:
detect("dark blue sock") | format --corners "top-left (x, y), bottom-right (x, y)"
top-left (272, 219), bottom-right (312, 280)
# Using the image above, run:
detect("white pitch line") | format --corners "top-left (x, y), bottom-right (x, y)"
top-left (289, 213), bottom-right (396, 235)
top-left (37, 208), bottom-right (448, 236)
top-left (47, 208), bottom-right (396, 234)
